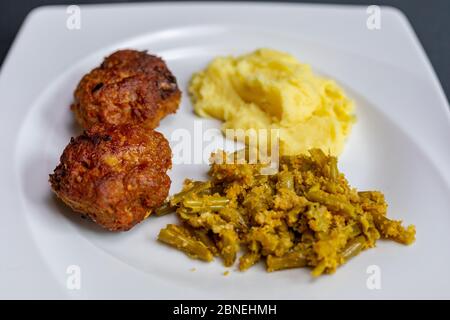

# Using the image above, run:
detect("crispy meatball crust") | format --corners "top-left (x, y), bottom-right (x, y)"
top-left (71, 49), bottom-right (181, 129)
top-left (49, 124), bottom-right (172, 231)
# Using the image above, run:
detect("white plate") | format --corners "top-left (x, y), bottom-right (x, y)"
top-left (0, 2), bottom-right (449, 299)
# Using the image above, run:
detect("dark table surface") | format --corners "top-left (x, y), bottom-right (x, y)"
top-left (1, 0), bottom-right (449, 100)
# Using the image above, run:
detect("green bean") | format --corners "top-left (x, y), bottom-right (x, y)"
top-left (154, 201), bottom-right (175, 216)
top-left (306, 189), bottom-right (355, 218)
top-left (266, 251), bottom-right (307, 272)
top-left (371, 214), bottom-right (416, 245)
top-left (311, 260), bottom-right (327, 277)
top-left (183, 196), bottom-right (229, 211)
top-left (358, 191), bottom-right (384, 200)
top-left (191, 228), bottom-right (219, 256)
top-left (158, 224), bottom-right (214, 262)
top-left (170, 181), bottom-right (212, 206)
top-left (217, 229), bottom-right (239, 267)
top-left (325, 181), bottom-right (337, 194)
top-left (329, 156), bottom-right (338, 181)
top-left (239, 251), bottom-right (261, 271)
top-left (343, 222), bottom-right (362, 239)
top-left (309, 148), bottom-right (327, 166)
top-left (218, 207), bottom-right (247, 230)
top-left (341, 236), bottom-right (366, 261)
top-left (144, 210), bottom-right (152, 219)
top-left (176, 207), bottom-right (195, 221)
top-left (183, 199), bottom-right (203, 207)
top-left (277, 171), bottom-right (294, 190)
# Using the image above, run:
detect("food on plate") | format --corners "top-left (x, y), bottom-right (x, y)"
top-left (158, 149), bottom-right (415, 276)
top-left (49, 124), bottom-right (172, 231)
top-left (189, 48), bottom-right (355, 156)
top-left (71, 49), bottom-right (181, 130)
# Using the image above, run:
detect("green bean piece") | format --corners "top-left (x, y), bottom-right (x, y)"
top-left (266, 251), bottom-right (308, 272)
top-left (343, 222), bottom-right (362, 239)
top-left (183, 199), bottom-right (203, 207)
top-left (329, 156), bottom-right (339, 181)
top-left (371, 214), bottom-right (416, 245)
top-left (191, 228), bottom-right (219, 256)
top-left (218, 207), bottom-right (247, 230)
top-left (217, 229), bottom-right (239, 267)
top-left (176, 207), bottom-right (196, 221)
top-left (183, 196), bottom-right (230, 212)
top-left (306, 189), bottom-right (355, 218)
top-left (309, 148), bottom-right (327, 166)
top-left (239, 251), bottom-right (261, 271)
top-left (170, 181), bottom-right (212, 206)
top-left (158, 224), bottom-right (214, 262)
top-left (277, 171), bottom-right (294, 190)
top-left (341, 236), bottom-right (366, 261)
top-left (154, 201), bottom-right (175, 216)
top-left (358, 191), bottom-right (384, 200)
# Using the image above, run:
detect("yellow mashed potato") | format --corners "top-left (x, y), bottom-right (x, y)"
top-left (189, 49), bottom-right (355, 156)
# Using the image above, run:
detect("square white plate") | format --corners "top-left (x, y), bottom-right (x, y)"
top-left (0, 2), bottom-right (449, 299)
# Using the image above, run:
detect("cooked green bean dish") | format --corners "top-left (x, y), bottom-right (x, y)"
top-left (157, 149), bottom-right (415, 276)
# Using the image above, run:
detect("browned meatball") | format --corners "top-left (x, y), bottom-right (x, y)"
top-left (71, 49), bottom-right (181, 129)
top-left (49, 124), bottom-right (172, 231)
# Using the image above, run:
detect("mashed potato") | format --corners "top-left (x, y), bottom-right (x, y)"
top-left (189, 49), bottom-right (355, 156)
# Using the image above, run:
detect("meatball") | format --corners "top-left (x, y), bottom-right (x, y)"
top-left (49, 124), bottom-right (172, 231)
top-left (71, 49), bottom-right (181, 129)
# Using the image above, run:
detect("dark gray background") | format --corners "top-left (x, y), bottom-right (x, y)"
top-left (1, 0), bottom-right (449, 99)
